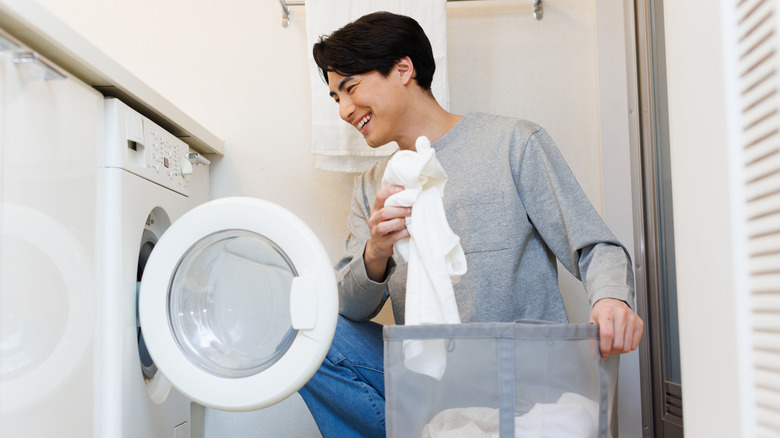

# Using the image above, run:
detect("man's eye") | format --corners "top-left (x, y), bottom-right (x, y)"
top-left (347, 85), bottom-right (356, 93)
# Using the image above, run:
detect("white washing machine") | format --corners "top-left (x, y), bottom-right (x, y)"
top-left (100, 98), bottom-right (338, 437)
top-left (0, 29), bottom-right (102, 437)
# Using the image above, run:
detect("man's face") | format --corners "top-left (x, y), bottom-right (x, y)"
top-left (327, 69), bottom-right (403, 148)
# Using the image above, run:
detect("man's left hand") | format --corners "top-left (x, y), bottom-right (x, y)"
top-left (589, 298), bottom-right (644, 358)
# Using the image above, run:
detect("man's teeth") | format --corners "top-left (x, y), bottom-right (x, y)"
top-left (357, 115), bottom-right (371, 130)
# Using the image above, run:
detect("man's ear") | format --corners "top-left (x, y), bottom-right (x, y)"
top-left (395, 56), bottom-right (415, 85)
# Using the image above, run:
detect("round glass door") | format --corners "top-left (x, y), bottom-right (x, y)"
top-left (169, 229), bottom-right (298, 378)
top-left (139, 197), bottom-right (338, 411)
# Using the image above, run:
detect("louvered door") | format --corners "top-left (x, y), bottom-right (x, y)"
top-left (735, 0), bottom-right (780, 434)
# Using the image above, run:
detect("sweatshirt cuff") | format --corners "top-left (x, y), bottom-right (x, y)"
top-left (348, 253), bottom-right (397, 293)
top-left (590, 286), bottom-right (634, 309)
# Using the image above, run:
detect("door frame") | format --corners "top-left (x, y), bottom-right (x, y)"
top-left (632, 0), bottom-right (684, 436)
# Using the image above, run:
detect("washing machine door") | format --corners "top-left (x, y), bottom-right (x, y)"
top-left (138, 197), bottom-right (338, 411)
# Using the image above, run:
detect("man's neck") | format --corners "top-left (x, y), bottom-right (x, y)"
top-left (396, 97), bottom-right (463, 151)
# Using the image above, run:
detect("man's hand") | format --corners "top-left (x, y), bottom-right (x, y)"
top-left (589, 298), bottom-right (644, 358)
top-left (364, 185), bottom-right (411, 281)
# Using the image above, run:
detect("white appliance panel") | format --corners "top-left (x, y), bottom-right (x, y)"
top-left (104, 97), bottom-right (191, 196)
top-left (0, 29), bottom-right (101, 437)
top-left (98, 166), bottom-right (194, 438)
top-left (102, 100), bottom-right (338, 436)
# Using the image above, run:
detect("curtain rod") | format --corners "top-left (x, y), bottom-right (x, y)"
top-left (278, 0), bottom-right (543, 27)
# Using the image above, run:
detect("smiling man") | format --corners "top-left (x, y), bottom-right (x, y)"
top-left (298, 11), bottom-right (644, 438)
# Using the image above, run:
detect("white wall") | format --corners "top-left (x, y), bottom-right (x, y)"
top-left (32, 0), bottom-right (642, 436)
top-left (447, 0), bottom-right (601, 325)
top-left (594, 1), bottom-right (643, 436)
top-left (32, 0), bottom-right (606, 264)
top-left (663, 1), bottom-right (746, 436)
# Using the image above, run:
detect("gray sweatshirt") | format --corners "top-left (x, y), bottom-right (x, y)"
top-left (335, 112), bottom-right (634, 324)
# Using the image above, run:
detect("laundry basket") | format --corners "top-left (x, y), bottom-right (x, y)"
top-left (383, 321), bottom-right (608, 438)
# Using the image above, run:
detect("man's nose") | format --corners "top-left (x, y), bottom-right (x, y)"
top-left (338, 96), bottom-right (355, 123)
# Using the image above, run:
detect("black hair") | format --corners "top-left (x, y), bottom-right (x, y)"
top-left (312, 11), bottom-right (436, 91)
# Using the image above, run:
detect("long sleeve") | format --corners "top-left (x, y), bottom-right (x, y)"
top-left (514, 127), bottom-right (634, 307)
top-left (335, 113), bottom-right (635, 326)
top-left (334, 163), bottom-right (396, 321)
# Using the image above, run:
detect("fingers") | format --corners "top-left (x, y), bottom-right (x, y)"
top-left (373, 215), bottom-right (408, 236)
top-left (369, 205), bottom-right (410, 230)
top-left (631, 315), bottom-right (645, 351)
top-left (369, 185), bottom-right (409, 237)
top-left (367, 214), bottom-right (409, 261)
top-left (590, 298), bottom-right (645, 358)
top-left (368, 206), bottom-right (411, 245)
top-left (617, 310), bottom-right (644, 353)
top-left (596, 311), bottom-right (614, 359)
top-left (366, 186), bottom-right (412, 261)
top-left (372, 185), bottom-right (403, 213)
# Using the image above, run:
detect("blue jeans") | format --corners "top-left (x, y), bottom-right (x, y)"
top-left (299, 315), bottom-right (386, 438)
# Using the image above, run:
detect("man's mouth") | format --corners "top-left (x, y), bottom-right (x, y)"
top-left (356, 114), bottom-right (371, 131)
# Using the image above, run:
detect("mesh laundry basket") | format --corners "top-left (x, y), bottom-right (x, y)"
top-left (384, 321), bottom-right (608, 438)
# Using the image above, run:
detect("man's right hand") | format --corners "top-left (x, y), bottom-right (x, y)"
top-left (364, 185), bottom-right (412, 281)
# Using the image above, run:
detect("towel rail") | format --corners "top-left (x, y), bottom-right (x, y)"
top-left (278, 0), bottom-right (542, 27)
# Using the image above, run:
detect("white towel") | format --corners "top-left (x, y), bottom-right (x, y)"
top-left (422, 392), bottom-right (600, 438)
top-left (305, 0), bottom-right (449, 173)
top-left (382, 136), bottom-right (466, 380)
top-left (511, 392), bottom-right (600, 438)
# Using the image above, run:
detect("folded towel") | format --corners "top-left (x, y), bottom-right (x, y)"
top-left (382, 136), bottom-right (466, 380)
top-left (305, 0), bottom-right (449, 173)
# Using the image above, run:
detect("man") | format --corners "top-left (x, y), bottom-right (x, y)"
top-left (299, 11), bottom-right (644, 437)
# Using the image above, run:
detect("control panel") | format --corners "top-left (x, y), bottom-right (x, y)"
top-left (104, 98), bottom-right (191, 196)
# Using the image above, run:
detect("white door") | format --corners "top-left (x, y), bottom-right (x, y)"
top-left (1, 28), bottom-right (101, 438)
top-left (139, 197), bottom-right (338, 411)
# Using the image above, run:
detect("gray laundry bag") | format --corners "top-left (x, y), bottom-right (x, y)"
top-left (383, 321), bottom-right (608, 438)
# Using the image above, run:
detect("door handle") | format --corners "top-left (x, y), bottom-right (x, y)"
top-left (290, 276), bottom-right (317, 330)
top-left (186, 153), bottom-right (211, 166)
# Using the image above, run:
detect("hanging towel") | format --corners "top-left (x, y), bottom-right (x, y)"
top-left (382, 136), bottom-right (466, 380)
top-left (305, 0), bottom-right (449, 173)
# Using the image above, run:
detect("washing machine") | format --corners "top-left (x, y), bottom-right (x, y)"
top-left (99, 98), bottom-right (338, 437)
top-left (0, 29), bottom-right (102, 437)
